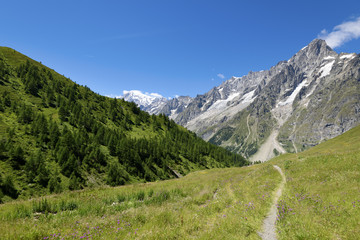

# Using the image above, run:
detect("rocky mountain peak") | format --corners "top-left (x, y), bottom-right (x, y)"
top-left (122, 39), bottom-right (359, 162)
top-left (121, 90), bottom-right (168, 115)
top-left (288, 39), bottom-right (337, 72)
top-left (306, 39), bottom-right (336, 59)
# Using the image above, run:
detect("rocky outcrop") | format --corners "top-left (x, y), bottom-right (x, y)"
top-left (126, 39), bottom-right (360, 160)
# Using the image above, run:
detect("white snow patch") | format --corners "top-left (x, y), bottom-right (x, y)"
top-left (319, 60), bottom-right (335, 78)
top-left (340, 54), bottom-right (355, 60)
top-left (324, 56), bottom-right (335, 60)
top-left (278, 80), bottom-right (308, 106)
top-left (301, 46), bottom-right (308, 51)
top-left (240, 90), bottom-right (256, 103)
top-left (207, 92), bottom-right (240, 111)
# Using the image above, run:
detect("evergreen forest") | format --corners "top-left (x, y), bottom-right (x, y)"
top-left (0, 47), bottom-right (247, 202)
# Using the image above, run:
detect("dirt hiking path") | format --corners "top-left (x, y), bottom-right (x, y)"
top-left (258, 165), bottom-right (286, 240)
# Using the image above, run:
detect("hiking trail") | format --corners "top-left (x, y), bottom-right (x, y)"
top-left (258, 165), bottom-right (286, 240)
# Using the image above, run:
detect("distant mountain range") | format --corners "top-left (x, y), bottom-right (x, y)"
top-left (121, 90), bottom-right (168, 115)
top-left (123, 39), bottom-right (360, 161)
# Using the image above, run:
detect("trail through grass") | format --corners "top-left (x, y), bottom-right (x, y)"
top-left (0, 164), bottom-right (281, 239)
top-left (271, 124), bottom-right (360, 239)
top-left (258, 165), bottom-right (286, 240)
top-left (2, 125), bottom-right (359, 239)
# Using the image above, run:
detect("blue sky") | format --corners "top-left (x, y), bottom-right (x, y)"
top-left (1, 0), bottom-right (360, 98)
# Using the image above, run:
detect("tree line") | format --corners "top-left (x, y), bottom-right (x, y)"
top-left (0, 51), bottom-right (247, 202)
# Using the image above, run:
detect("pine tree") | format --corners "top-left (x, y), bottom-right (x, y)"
top-left (36, 153), bottom-right (50, 187)
top-left (10, 145), bottom-right (26, 169)
top-left (69, 172), bottom-right (80, 190)
top-left (48, 173), bottom-right (62, 193)
top-left (2, 175), bottom-right (18, 199)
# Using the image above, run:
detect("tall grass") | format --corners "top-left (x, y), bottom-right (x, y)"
top-left (3, 125), bottom-right (358, 239)
top-left (0, 163), bottom-right (280, 239)
top-left (271, 124), bottom-right (360, 239)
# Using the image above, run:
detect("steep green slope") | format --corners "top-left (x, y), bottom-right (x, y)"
top-left (0, 47), bottom-right (247, 202)
top-left (271, 124), bottom-right (360, 239)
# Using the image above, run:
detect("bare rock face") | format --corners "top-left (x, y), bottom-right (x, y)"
top-left (159, 96), bottom-right (193, 119)
top-left (126, 39), bottom-right (360, 159)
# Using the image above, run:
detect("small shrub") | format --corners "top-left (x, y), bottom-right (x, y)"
top-left (13, 205), bottom-right (31, 219)
top-left (117, 194), bottom-right (126, 203)
top-left (32, 198), bottom-right (56, 213)
top-left (136, 190), bottom-right (145, 201)
top-left (273, 148), bottom-right (279, 156)
top-left (284, 160), bottom-right (292, 170)
top-left (151, 190), bottom-right (170, 205)
top-left (102, 197), bottom-right (115, 205)
top-left (148, 189), bottom-right (154, 198)
top-left (59, 200), bottom-right (78, 211)
top-left (66, 201), bottom-right (78, 211)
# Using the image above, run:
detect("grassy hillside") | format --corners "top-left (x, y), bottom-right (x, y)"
top-left (1, 124), bottom-right (358, 239)
top-left (0, 47), bottom-right (247, 202)
top-left (0, 162), bottom-right (281, 239)
top-left (272, 124), bottom-right (360, 239)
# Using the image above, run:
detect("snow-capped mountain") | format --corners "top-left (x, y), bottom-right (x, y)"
top-left (121, 90), bottom-right (168, 115)
top-left (121, 90), bottom-right (193, 117)
top-left (123, 39), bottom-right (360, 162)
top-left (173, 39), bottom-right (360, 161)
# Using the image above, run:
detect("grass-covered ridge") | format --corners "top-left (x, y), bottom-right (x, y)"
top-left (0, 47), bottom-right (247, 202)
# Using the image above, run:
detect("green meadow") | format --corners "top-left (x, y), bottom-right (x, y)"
top-left (1, 124), bottom-right (359, 239)
top-left (273, 124), bottom-right (360, 239)
top-left (0, 164), bottom-right (280, 239)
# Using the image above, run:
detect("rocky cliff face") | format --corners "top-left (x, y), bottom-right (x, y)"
top-left (126, 39), bottom-right (360, 161)
top-left (206, 39), bottom-right (360, 160)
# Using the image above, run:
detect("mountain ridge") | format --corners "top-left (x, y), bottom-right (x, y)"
top-left (124, 39), bottom-right (360, 160)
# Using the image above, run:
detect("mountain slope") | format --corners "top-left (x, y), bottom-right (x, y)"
top-left (121, 90), bottom-right (169, 115)
top-left (0, 47), bottom-right (246, 202)
top-left (136, 39), bottom-right (359, 160)
top-left (122, 90), bottom-right (193, 118)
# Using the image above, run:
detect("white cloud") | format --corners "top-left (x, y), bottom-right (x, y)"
top-left (319, 17), bottom-right (360, 48)
top-left (217, 73), bottom-right (225, 79)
